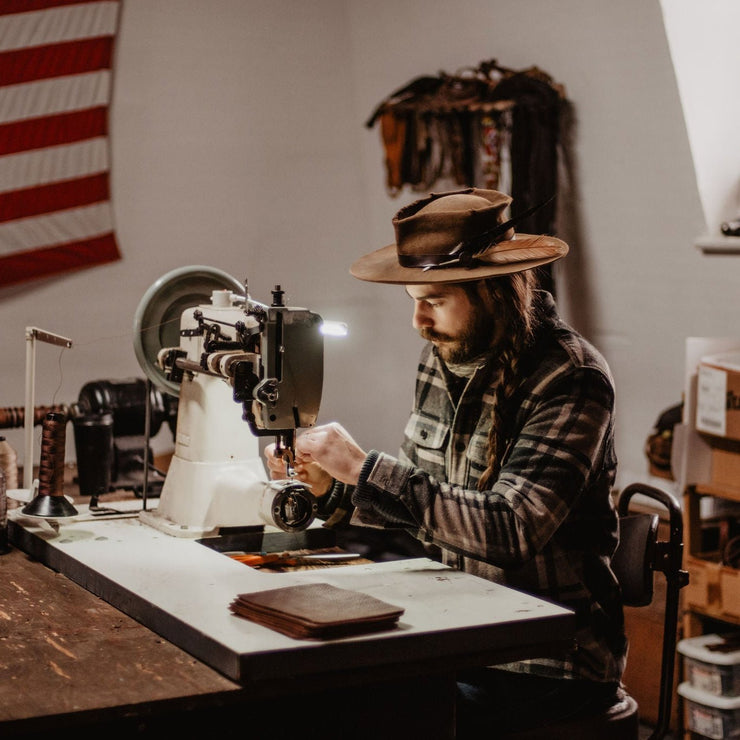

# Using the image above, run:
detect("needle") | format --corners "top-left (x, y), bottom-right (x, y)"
top-left (282, 448), bottom-right (296, 477)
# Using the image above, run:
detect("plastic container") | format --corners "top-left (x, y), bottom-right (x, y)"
top-left (678, 681), bottom-right (740, 739)
top-left (678, 633), bottom-right (740, 697)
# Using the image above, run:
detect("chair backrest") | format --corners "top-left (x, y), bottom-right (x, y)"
top-left (614, 483), bottom-right (689, 740)
top-left (612, 511), bottom-right (659, 607)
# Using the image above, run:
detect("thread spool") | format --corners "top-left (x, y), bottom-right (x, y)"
top-left (21, 412), bottom-right (78, 519)
top-left (0, 405), bottom-right (68, 430)
top-left (0, 436), bottom-right (18, 490)
top-left (37, 412), bottom-right (67, 497)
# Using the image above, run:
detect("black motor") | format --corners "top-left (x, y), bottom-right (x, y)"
top-left (72, 378), bottom-right (177, 498)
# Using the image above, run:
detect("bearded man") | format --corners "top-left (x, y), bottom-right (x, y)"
top-left (265, 189), bottom-right (627, 736)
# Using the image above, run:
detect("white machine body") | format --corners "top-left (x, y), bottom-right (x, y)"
top-left (139, 290), bottom-right (318, 537)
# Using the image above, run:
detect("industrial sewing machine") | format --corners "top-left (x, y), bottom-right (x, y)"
top-left (132, 266), bottom-right (324, 538)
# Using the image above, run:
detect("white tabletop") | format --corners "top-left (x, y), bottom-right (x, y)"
top-left (10, 502), bottom-right (574, 684)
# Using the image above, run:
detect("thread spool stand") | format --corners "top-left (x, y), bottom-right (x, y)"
top-left (9, 328), bottom-right (73, 512)
top-left (22, 411), bottom-right (78, 519)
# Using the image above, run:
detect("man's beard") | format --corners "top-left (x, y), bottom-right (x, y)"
top-left (419, 309), bottom-right (497, 364)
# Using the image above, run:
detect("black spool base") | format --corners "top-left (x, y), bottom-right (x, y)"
top-left (22, 494), bottom-right (79, 519)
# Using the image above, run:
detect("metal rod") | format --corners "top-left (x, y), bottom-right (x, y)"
top-left (23, 331), bottom-right (35, 491)
top-left (26, 327), bottom-right (73, 349)
top-left (22, 328), bottom-right (73, 492)
top-left (142, 378), bottom-right (151, 511)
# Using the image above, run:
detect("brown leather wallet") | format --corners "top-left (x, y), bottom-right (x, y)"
top-left (229, 582), bottom-right (404, 640)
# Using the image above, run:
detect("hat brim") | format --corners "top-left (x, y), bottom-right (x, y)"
top-left (350, 234), bottom-right (569, 284)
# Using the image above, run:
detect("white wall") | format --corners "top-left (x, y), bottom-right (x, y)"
top-left (661, 0), bottom-right (740, 234)
top-left (0, 0), bottom-right (736, 489)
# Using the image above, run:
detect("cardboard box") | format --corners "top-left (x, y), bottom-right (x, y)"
top-left (721, 566), bottom-right (740, 620)
top-left (684, 556), bottom-right (740, 622)
top-left (697, 353), bottom-right (740, 442)
top-left (685, 555), bottom-right (722, 611)
top-left (710, 443), bottom-right (740, 490)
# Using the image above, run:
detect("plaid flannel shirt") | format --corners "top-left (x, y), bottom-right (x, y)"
top-left (321, 292), bottom-right (626, 683)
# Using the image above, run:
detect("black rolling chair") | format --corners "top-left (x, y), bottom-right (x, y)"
top-left (505, 482), bottom-right (689, 740)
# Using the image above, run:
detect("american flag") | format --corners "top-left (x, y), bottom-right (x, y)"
top-left (0, 0), bottom-right (121, 289)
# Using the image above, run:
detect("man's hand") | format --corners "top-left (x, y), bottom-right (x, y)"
top-left (294, 422), bottom-right (367, 486)
top-left (263, 441), bottom-right (334, 496)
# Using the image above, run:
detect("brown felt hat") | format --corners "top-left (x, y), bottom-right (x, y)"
top-left (350, 188), bottom-right (568, 284)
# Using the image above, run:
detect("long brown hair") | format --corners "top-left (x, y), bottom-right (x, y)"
top-left (462, 270), bottom-right (541, 490)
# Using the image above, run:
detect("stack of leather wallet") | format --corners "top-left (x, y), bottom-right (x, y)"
top-left (229, 582), bottom-right (404, 640)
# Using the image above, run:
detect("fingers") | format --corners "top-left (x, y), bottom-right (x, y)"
top-left (265, 424), bottom-right (357, 488)
top-left (295, 423), bottom-right (341, 452)
top-left (292, 460), bottom-right (315, 481)
top-left (263, 443), bottom-right (288, 479)
top-left (263, 435), bottom-right (331, 492)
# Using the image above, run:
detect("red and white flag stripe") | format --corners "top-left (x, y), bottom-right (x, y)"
top-left (0, 0), bottom-right (121, 288)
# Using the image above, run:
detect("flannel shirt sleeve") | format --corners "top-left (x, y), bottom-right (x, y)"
top-left (351, 365), bottom-right (616, 564)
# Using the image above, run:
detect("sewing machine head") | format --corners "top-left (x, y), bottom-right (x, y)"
top-left (159, 283), bottom-right (323, 466)
top-left (133, 266), bottom-right (324, 538)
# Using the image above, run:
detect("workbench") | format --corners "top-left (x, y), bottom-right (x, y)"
top-left (1, 490), bottom-right (575, 740)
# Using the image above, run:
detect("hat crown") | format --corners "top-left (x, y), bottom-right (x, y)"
top-left (416, 192), bottom-right (496, 214)
top-left (349, 188), bottom-right (568, 284)
top-left (393, 188), bottom-right (510, 260)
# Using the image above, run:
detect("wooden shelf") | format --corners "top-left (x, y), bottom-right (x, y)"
top-left (683, 486), bottom-right (740, 637)
top-left (683, 602), bottom-right (740, 627)
top-left (677, 346), bottom-right (740, 738)
top-left (693, 482), bottom-right (740, 503)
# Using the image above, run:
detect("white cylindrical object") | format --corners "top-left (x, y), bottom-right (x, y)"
top-left (0, 437), bottom-right (19, 490)
top-left (23, 330), bottom-right (35, 491)
top-left (259, 480), bottom-right (317, 532)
